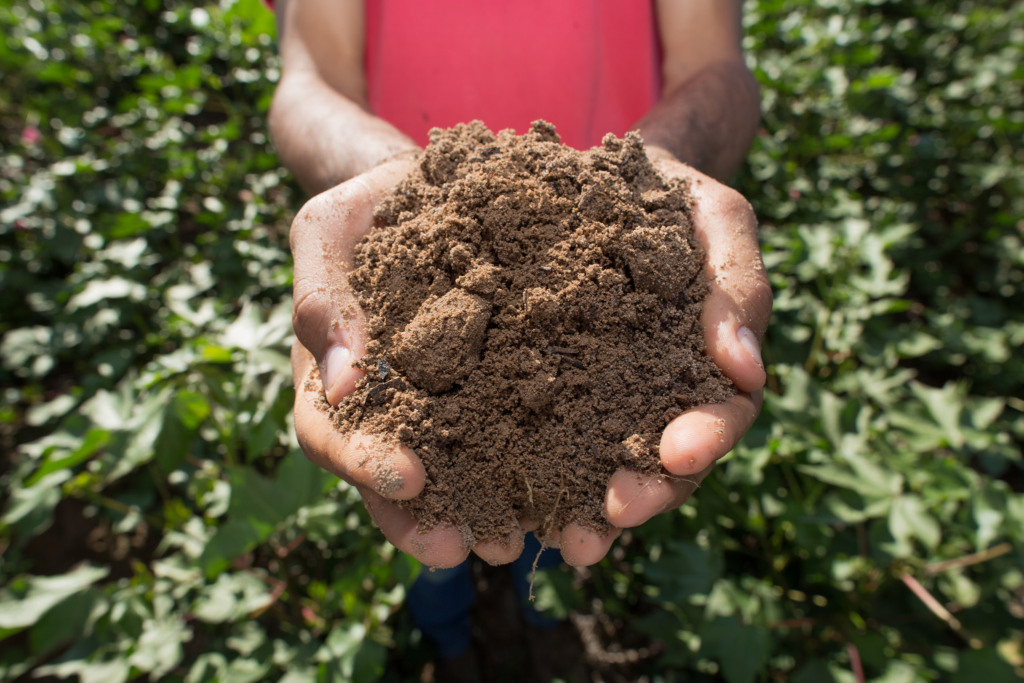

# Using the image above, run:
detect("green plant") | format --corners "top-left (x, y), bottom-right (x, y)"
top-left (1, 0), bottom-right (1021, 681)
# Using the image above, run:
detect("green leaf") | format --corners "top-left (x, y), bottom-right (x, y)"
top-left (35, 658), bottom-right (130, 683)
top-left (28, 587), bottom-right (104, 655)
top-left (245, 413), bottom-right (282, 461)
top-left (173, 390), bottom-right (211, 429)
top-left (873, 659), bottom-right (923, 683)
top-left (1, 470), bottom-right (69, 537)
top-left (530, 567), bottom-right (579, 620)
top-left (200, 345), bottom-right (235, 363)
top-left (25, 394), bottom-right (77, 427)
top-left (972, 489), bottom-right (1006, 551)
top-left (792, 659), bottom-right (838, 683)
top-left (198, 519), bottom-right (263, 578)
top-left (154, 390), bottom-right (211, 472)
top-left (66, 276), bottom-right (145, 311)
top-left (191, 572), bottom-right (273, 624)
top-left (702, 616), bottom-right (770, 683)
top-left (642, 540), bottom-right (719, 602)
top-left (910, 381), bottom-right (966, 448)
top-left (101, 385), bottom-right (174, 481)
top-left (27, 428), bottom-right (111, 485)
top-left (352, 640), bottom-right (386, 683)
top-left (799, 450), bottom-right (903, 499)
top-left (968, 397), bottom-right (1004, 430)
top-left (0, 565), bottom-right (109, 631)
top-left (888, 495), bottom-right (942, 556)
top-left (318, 622), bottom-right (367, 678)
top-left (225, 621), bottom-right (267, 657)
top-left (200, 454), bottom-right (331, 576)
top-left (128, 613), bottom-right (190, 677)
top-left (951, 648), bottom-right (1019, 683)
top-left (221, 302), bottom-right (263, 352)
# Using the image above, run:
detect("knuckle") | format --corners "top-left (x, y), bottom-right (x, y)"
top-left (745, 273), bottom-right (774, 335)
top-left (288, 205), bottom-right (317, 254)
top-left (291, 279), bottom-right (332, 346)
top-left (290, 191), bottom-right (335, 244)
top-left (290, 185), bottom-right (355, 246)
top-left (751, 269), bottom-right (774, 307)
top-left (720, 189), bottom-right (758, 227)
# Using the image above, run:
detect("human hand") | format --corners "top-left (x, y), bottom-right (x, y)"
top-left (289, 155), bottom-right (529, 569)
top-left (547, 151), bottom-right (773, 566)
top-left (291, 149), bottom-right (770, 569)
top-left (289, 155), bottom-right (459, 568)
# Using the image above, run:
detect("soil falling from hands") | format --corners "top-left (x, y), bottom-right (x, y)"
top-left (321, 121), bottom-right (735, 546)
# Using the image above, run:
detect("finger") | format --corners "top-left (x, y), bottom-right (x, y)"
top-left (605, 469), bottom-right (702, 528)
top-left (361, 488), bottom-right (470, 569)
top-left (659, 390), bottom-right (763, 476)
top-left (473, 531), bottom-right (526, 566)
top-left (559, 523), bottom-right (621, 567)
top-left (290, 158), bottom-right (418, 405)
top-left (689, 180), bottom-right (773, 394)
top-left (295, 343), bottom-right (464, 569)
top-left (292, 342), bottom-right (426, 499)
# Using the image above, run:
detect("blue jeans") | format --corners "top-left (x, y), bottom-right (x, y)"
top-left (406, 533), bottom-right (562, 658)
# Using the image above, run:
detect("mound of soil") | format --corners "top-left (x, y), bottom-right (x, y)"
top-left (323, 121), bottom-right (735, 545)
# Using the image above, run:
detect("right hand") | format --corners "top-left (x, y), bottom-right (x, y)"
top-left (289, 156), bottom-right (525, 568)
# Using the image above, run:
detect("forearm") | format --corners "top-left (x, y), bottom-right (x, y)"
top-left (634, 60), bottom-right (760, 182)
top-left (269, 72), bottom-right (418, 195)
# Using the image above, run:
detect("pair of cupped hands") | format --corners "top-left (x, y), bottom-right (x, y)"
top-left (288, 147), bottom-right (772, 569)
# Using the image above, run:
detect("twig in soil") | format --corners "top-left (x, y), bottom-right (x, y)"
top-left (538, 465), bottom-right (567, 535)
top-left (528, 540), bottom-right (546, 603)
top-left (529, 466), bottom-right (569, 602)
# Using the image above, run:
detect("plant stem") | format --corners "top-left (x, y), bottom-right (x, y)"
top-left (899, 573), bottom-right (982, 649)
top-left (924, 542), bottom-right (1012, 574)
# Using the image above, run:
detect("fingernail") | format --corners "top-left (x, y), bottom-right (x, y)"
top-left (737, 326), bottom-right (763, 368)
top-left (322, 345), bottom-right (350, 394)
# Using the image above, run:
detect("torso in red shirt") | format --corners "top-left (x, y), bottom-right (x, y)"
top-left (363, 0), bottom-right (661, 150)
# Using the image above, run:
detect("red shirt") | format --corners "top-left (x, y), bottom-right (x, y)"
top-left (363, 0), bottom-right (661, 149)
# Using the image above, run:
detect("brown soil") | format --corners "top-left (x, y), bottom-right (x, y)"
top-left (323, 121), bottom-right (734, 545)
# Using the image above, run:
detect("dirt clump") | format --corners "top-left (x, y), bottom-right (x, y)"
top-left (320, 120), bottom-right (735, 546)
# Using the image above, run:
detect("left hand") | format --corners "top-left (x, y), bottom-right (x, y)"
top-left (549, 151), bottom-right (773, 566)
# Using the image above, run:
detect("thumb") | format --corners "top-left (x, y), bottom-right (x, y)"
top-left (688, 177), bottom-right (773, 393)
top-left (290, 221), bottom-right (368, 405)
top-left (289, 157), bottom-right (417, 405)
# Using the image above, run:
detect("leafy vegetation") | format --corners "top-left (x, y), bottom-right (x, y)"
top-left (2, 0), bottom-right (1022, 681)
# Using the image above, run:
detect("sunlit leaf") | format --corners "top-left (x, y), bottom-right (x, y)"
top-left (0, 565), bottom-right (108, 631)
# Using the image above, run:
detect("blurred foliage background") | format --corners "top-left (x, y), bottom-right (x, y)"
top-left (1, 0), bottom-right (1022, 681)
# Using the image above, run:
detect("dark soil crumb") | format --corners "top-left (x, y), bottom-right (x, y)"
top-left (322, 120), bottom-right (735, 545)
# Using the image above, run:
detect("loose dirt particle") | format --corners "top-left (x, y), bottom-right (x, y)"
top-left (324, 121), bottom-right (735, 545)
